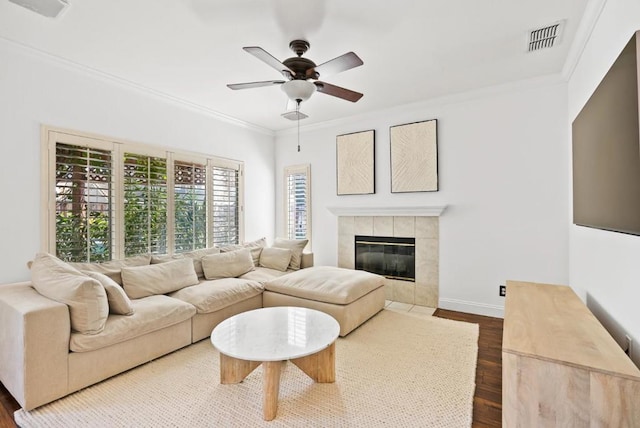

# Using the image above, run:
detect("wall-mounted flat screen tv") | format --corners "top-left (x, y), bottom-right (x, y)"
top-left (572, 31), bottom-right (640, 236)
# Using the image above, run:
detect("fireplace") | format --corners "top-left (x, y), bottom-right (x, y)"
top-left (355, 235), bottom-right (416, 281)
top-left (336, 214), bottom-right (440, 307)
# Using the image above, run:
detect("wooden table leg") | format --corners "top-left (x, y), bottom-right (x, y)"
top-left (219, 354), bottom-right (261, 384)
top-left (263, 361), bottom-right (282, 421)
top-left (291, 342), bottom-right (336, 383)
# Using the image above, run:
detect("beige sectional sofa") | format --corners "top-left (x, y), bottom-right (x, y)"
top-left (0, 239), bottom-right (385, 412)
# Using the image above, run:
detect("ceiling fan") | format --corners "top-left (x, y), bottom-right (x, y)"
top-left (227, 40), bottom-right (364, 107)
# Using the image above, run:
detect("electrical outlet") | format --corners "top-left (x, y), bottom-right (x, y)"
top-left (499, 285), bottom-right (506, 297)
top-left (625, 334), bottom-right (633, 356)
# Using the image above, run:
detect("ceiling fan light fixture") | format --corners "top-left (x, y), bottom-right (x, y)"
top-left (281, 80), bottom-right (316, 103)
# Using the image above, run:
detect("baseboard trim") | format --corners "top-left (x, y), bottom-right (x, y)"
top-left (438, 298), bottom-right (504, 319)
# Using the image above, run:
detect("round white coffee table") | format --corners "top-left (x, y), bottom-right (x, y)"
top-left (210, 307), bottom-right (340, 421)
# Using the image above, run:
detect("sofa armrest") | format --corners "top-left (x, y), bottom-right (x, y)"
top-left (300, 252), bottom-right (314, 269)
top-left (0, 282), bottom-right (70, 410)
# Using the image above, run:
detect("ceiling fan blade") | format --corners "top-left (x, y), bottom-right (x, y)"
top-left (310, 52), bottom-right (363, 78)
top-left (314, 81), bottom-right (363, 102)
top-left (243, 46), bottom-right (294, 78)
top-left (227, 80), bottom-right (285, 90)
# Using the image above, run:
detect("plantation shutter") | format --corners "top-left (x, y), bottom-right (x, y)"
top-left (174, 161), bottom-right (207, 252)
top-left (45, 127), bottom-right (246, 260)
top-left (211, 166), bottom-right (240, 245)
top-left (55, 143), bottom-right (113, 262)
top-left (123, 153), bottom-right (168, 256)
top-left (284, 164), bottom-right (311, 241)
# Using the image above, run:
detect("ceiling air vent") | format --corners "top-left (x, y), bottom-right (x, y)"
top-left (528, 21), bottom-right (563, 52)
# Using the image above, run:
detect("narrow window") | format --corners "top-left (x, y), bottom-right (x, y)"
top-left (284, 164), bottom-right (311, 243)
top-left (212, 165), bottom-right (240, 246)
top-left (55, 143), bottom-right (113, 262)
top-left (123, 153), bottom-right (167, 256)
top-left (174, 161), bottom-right (207, 252)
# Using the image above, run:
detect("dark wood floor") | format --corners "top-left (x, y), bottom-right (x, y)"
top-left (0, 309), bottom-right (502, 427)
top-left (434, 309), bottom-right (503, 427)
top-left (0, 383), bottom-right (19, 428)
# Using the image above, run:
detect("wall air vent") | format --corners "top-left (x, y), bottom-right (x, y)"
top-left (528, 21), bottom-right (564, 52)
top-left (8, 0), bottom-right (69, 18)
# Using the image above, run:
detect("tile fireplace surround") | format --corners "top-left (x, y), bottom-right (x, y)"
top-left (331, 207), bottom-right (444, 308)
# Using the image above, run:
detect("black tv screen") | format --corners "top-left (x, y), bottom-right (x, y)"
top-left (572, 32), bottom-right (640, 236)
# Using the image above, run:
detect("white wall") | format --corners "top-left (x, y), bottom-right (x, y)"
top-left (568, 0), bottom-right (640, 364)
top-left (275, 81), bottom-right (570, 317)
top-left (0, 40), bottom-right (276, 283)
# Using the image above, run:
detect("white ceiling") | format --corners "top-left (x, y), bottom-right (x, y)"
top-left (0, 0), bottom-right (590, 131)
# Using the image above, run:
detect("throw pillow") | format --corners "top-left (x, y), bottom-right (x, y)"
top-left (121, 258), bottom-right (199, 299)
top-left (183, 247), bottom-right (221, 278)
top-left (150, 254), bottom-right (184, 264)
top-left (30, 253), bottom-right (109, 335)
top-left (218, 237), bottom-right (266, 265)
top-left (259, 247), bottom-right (292, 272)
top-left (201, 249), bottom-right (254, 280)
top-left (69, 254), bottom-right (152, 286)
top-left (84, 271), bottom-right (134, 316)
top-left (272, 238), bottom-right (309, 270)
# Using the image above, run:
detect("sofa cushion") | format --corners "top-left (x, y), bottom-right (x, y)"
top-left (84, 271), bottom-right (134, 316)
top-left (272, 238), bottom-right (308, 270)
top-left (31, 253), bottom-right (109, 334)
top-left (68, 254), bottom-right (151, 286)
top-left (183, 247), bottom-right (221, 278)
top-left (121, 258), bottom-right (199, 299)
top-left (264, 266), bottom-right (385, 305)
top-left (201, 249), bottom-right (254, 280)
top-left (218, 237), bottom-right (266, 265)
top-left (238, 267), bottom-right (290, 284)
top-left (169, 278), bottom-right (263, 314)
top-left (259, 247), bottom-right (292, 272)
top-left (150, 254), bottom-right (184, 264)
top-left (69, 295), bottom-right (196, 352)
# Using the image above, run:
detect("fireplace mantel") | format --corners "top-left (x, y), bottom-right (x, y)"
top-left (327, 205), bottom-right (447, 217)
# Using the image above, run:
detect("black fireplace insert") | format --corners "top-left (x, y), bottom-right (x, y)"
top-left (355, 235), bottom-right (415, 281)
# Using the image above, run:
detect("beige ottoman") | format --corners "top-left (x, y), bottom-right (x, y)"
top-left (262, 266), bottom-right (386, 336)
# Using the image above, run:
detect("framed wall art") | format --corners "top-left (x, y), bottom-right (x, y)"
top-left (389, 119), bottom-right (438, 192)
top-left (336, 129), bottom-right (375, 195)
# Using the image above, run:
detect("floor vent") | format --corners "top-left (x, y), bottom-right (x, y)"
top-left (528, 22), bottom-right (563, 52)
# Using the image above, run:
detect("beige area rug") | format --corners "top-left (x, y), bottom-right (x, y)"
top-left (15, 310), bottom-right (479, 427)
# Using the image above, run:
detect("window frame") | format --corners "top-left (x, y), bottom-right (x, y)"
top-left (41, 126), bottom-right (244, 260)
top-left (122, 149), bottom-right (169, 257)
top-left (283, 163), bottom-right (311, 248)
top-left (211, 161), bottom-right (243, 247)
top-left (172, 154), bottom-right (209, 253)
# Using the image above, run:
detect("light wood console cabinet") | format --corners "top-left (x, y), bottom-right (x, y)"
top-left (502, 280), bottom-right (640, 427)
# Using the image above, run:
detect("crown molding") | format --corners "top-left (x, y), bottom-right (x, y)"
top-left (276, 73), bottom-right (565, 136)
top-left (0, 36), bottom-right (275, 137)
top-left (561, 0), bottom-right (609, 81)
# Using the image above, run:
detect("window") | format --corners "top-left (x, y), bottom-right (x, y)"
top-left (123, 153), bottom-right (167, 256)
top-left (55, 143), bottom-right (113, 262)
top-left (284, 164), bottom-right (311, 243)
top-left (43, 127), bottom-right (244, 261)
top-left (174, 160), bottom-right (207, 252)
top-left (212, 165), bottom-right (240, 246)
